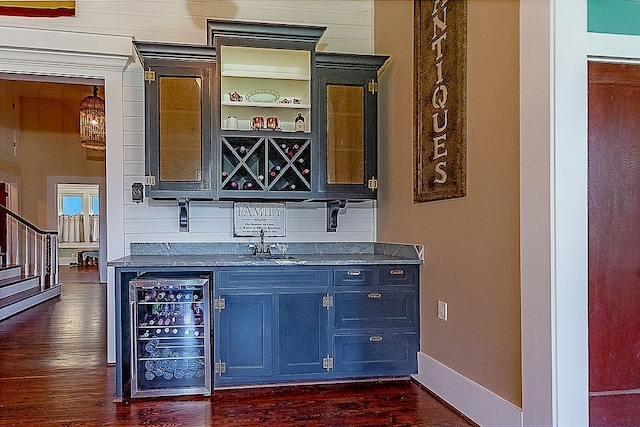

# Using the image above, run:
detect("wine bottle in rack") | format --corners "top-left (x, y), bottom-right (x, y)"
top-left (269, 165), bottom-right (281, 177)
top-left (287, 144), bottom-right (300, 158)
top-left (224, 180), bottom-right (238, 190)
top-left (155, 291), bottom-right (166, 301)
top-left (144, 290), bottom-right (156, 302)
top-left (236, 146), bottom-right (247, 156)
top-left (279, 183), bottom-right (296, 191)
top-left (242, 180), bottom-right (255, 190)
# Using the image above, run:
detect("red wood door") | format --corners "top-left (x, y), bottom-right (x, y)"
top-left (589, 61), bottom-right (640, 392)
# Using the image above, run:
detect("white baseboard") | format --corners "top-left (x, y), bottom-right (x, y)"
top-left (412, 352), bottom-right (523, 427)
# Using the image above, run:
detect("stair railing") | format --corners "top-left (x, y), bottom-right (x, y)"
top-left (0, 204), bottom-right (59, 290)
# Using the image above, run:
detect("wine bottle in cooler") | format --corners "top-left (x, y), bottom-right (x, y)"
top-left (144, 290), bottom-right (156, 302)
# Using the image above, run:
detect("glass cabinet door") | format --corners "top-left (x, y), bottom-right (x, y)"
top-left (144, 63), bottom-right (214, 199)
top-left (317, 66), bottom-right (380, 200)
top-left (326, 84), bottom-right (366, 186)
top-left (158, 76), bottom-right (203, 183)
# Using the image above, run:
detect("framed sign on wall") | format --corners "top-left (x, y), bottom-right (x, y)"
top-left (414, 0), bottom-right (467, 203)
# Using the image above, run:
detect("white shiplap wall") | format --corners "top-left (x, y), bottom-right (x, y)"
top-left (0, 1), bottom-right (373, 53)
top-left (0, 1), bottom-right (376, 252)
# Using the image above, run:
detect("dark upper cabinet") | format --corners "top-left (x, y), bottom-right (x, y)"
top-left (316, 53), bottom-right (388, 200)
top-left (134, 42), bottom-right (215, 199)
top-left (135, 22), bottom-right (388, 204)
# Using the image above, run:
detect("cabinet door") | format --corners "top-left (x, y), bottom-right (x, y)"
top-left (144, 62), bottom-right (214, 199)
top-left (215, 293), bottom-right (273, 383)
top-left (316, 66), bottom-right (379, 200)
top-left (277, 292), bottom-right (329, 375)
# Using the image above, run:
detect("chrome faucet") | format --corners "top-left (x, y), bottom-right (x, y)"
top-left (249, 229), bottom-right (271, 255)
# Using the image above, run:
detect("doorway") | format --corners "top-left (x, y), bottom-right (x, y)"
top-left (588, 61), bottom-right (640, 425)
top-left (0, 77), bottom-right (107, 282)
top-left (57, 183), bottom-right (99, 266)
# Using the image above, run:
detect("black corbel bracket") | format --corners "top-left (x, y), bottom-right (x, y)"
top-left (178, 198), bottom-right (189, 232)
top-left (326, 200), bottom-right (347, 232)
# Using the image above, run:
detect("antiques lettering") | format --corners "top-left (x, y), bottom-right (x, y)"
top-left (432, 0), bottom-right (448, 185)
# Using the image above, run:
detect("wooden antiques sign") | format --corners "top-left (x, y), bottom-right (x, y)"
top-left (414, 0), bottom-right (467, 202)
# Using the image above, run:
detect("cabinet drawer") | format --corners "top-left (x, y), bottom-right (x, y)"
top-left (333, 332), bottom-right (418, 375)
top-left (333, 268), bottom-right (374, 286)
top-left (218, 268), bottom-right (329, 289)
top-left (377, 266), bottom-right (417, 286)
top-left (334, 290), bottom-right (417, 329)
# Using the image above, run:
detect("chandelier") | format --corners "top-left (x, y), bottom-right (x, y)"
top-left (79, 85), bottom-right (106, 150)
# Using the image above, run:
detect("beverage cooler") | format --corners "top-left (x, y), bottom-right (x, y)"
top-left (129, 273), bottom-right (211, 398)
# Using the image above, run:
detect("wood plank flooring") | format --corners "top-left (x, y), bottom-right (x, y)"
top-left (0, 266), bottom-right (475, 427)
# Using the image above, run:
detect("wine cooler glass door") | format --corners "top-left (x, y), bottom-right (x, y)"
top-left (129, 276), bottom-right (211, 398)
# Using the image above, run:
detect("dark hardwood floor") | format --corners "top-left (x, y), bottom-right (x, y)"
top-left (0, 266), bottom-right (474, 427)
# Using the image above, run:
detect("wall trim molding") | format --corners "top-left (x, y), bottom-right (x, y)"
top-left (412, 352), bottom-right (523, 426)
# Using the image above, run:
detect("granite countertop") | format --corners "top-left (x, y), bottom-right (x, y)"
top-left (108, 242), bottom-right (424, 268)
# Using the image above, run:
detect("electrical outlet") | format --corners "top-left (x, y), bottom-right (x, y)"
top-left (437, 300), bottom-right (448, 321)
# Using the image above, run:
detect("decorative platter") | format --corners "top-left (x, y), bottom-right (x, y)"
top-left (245, 89), bottom-right (279, 103)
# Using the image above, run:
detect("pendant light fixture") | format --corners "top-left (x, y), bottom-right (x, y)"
top-left (79, 85), bottom-right (106, 150)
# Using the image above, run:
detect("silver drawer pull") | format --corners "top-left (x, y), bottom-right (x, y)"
top-left (369, 336), bottom-right (383, 342)
top-left (368, 293), bottom-right (382, 299)
top-left (347, 270), bottom-right (362, 276)
top-left (390, 269), bottom-right (404, 275)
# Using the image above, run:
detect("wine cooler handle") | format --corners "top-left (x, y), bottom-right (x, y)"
top-left (347, 270), bottom-right (362, 276)
top-left (368, 293), bottom-right (382, 299)
top-left (369, 336), bottom-right (383, 342)
top-left (390, 269), bottom-right (404, 275)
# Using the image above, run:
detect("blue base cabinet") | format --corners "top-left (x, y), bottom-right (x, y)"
top-left (213, 264), bottom-right (419, 388)
top-left (216, 292), bottom-right (273, 380)
top-left (277, 292), bottom-right (329, 376)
